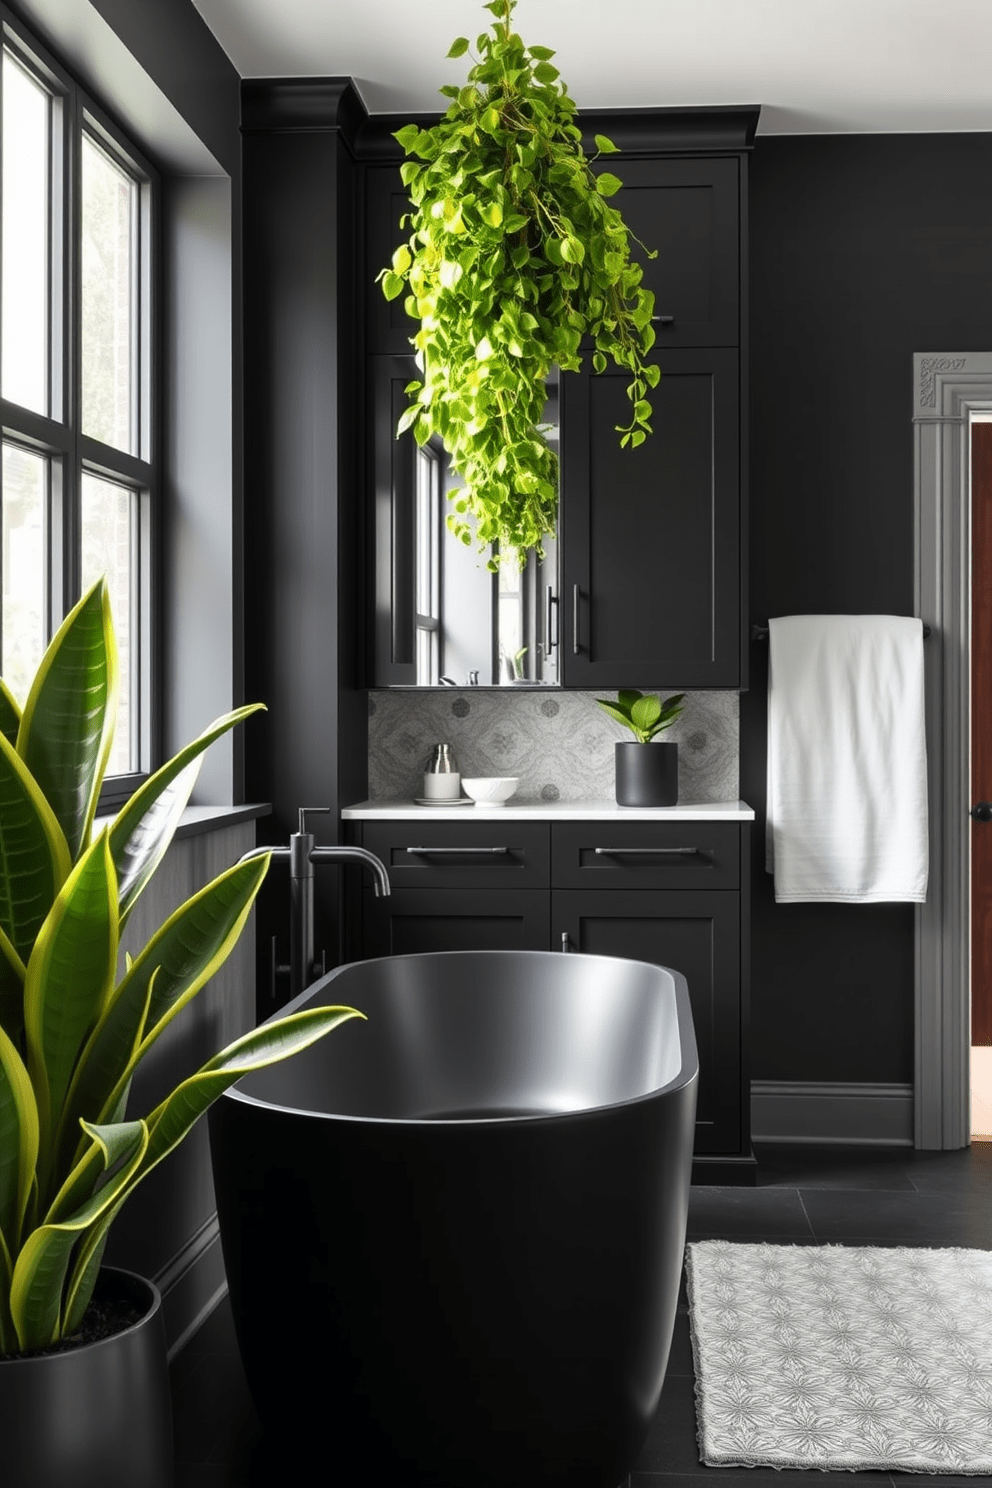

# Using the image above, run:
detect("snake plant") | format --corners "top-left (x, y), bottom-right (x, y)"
top-left (0, 578), bottom-right (361, 1354)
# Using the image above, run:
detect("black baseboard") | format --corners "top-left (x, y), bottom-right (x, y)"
top-left (692, 1151), bottom-right (758, 1186)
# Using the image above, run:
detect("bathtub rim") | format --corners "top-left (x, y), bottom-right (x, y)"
top-left (224, 948), bottom-right (699, 1128)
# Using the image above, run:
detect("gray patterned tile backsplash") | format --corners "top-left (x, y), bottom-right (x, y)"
top-left (368, 690), bottom-right (739, 803)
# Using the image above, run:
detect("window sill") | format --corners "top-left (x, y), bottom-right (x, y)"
top-left (94, 801), bottom-right (272, 841)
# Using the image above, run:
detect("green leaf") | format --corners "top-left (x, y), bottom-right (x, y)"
top-left (108, 704), bottom-right (264, 926)
top-left (447, 36), bottom-right (470, 58)
top-left (528, 45), bottom-right (556, 61)
top-left (0, 1021), bottom-right (39, 1257)
top-left (393, 123), bottom-right (421, 152)
top-left (594, 133), bottom-right (619, 154)
top-left (62, 856), bottom-right (270, 1173)
top-left (533, 61), bottom-right (559, 84)
top-left (617, 689), bottom-right (644, 713)
top-left (381, 271), bottom-right (404, 301)
top-left (594, 699), bottom-right (637, 734)
top-left (23, 831), bottom-right (118, 1187)
top-left (391, 244), bottom-right (412, 275)
top-left (17, 578), bottom-right (118, 864)
top-left (396, 404), bottom-right (420, 436)
top-left (0, 679), bottom-right (20, 748)
top-left (10, 1119), bottom-right (147, 1351)
top-left (0, 731), bottom-right (72, 977)
top-left (630, 695), bottom-right (663, 733)
top-left (596, 172), bottom-right (623, 198)
top-left (0, 924), bottom-right (26, 1053)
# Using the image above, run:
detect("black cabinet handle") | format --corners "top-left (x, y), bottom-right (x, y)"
top-left (970, 803), bottom-right (992, 823)
top-left (406, 845), bottom-right (510, 856)
top-left (544, 584), bottom-right (558, 657)
top-left (593, 846), bottom-right (700, 857)
top-left (573, 584), bottom-right (581, 655)
top-left (561, 932), bottom-right (572, 953)
top-left (651, 314), bottom-right (674, 325)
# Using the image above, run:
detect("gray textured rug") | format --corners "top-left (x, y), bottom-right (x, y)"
top-left (686, 1241), bottom-right (992, 1474)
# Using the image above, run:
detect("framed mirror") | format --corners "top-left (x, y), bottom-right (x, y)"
top-left (373, 362), bottom-right (560, 688)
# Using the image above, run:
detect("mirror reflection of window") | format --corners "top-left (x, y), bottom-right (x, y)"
top-left (415, 442), bottom-right (441, 685)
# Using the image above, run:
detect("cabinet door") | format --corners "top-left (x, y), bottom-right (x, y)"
top-left (363, 889), bottom-right (550, 958)
top-left (560, 349), bottom-right (740, 689)
top-left (604, 157), bottom-right (740, 349)
top-left (371, 355), bottom-right (418, 685)
top-left (553, 890), bottom-right (741, 1156)
top-left (367, 166), bottom-right (417, 355)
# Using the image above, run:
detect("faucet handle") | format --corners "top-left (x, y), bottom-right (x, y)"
top-left (298, 806), bottom-right (332, 836)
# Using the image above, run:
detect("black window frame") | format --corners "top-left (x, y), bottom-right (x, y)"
top-left (0, 3), bottom-right (159, 808)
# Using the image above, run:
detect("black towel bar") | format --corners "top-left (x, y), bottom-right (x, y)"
top-left (751, 620), bottom-right (931, 641)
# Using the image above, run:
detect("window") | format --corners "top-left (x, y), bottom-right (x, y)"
top-left (0, 14), bottom-right (156, 794)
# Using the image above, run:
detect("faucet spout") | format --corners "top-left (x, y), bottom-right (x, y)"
top-left (309, 845), bottom-right (391, 897)
top-left (237, 825), bottom-right (390, 999)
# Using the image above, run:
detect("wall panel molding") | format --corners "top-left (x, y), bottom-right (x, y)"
top-left (751, 1080), bottom-right (914, 1146)
top-left (913, 351), bottom-right (992, 1148)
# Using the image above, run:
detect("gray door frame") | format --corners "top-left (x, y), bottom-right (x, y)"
top-left (913, 353), bottom-right (992, 1147)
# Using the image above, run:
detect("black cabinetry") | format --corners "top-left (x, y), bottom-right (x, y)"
top-left (349, 815), bottom-right (753, 1181)
top-left (364, 111), bottom-right (755, 691)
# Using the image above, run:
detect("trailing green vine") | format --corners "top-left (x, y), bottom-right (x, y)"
top-left (378, 0), bottom-right (658, 567)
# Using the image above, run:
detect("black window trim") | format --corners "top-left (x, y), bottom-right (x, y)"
top-left (0, 2), bottom-right (160, 808)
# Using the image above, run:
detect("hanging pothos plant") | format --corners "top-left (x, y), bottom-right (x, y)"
top-left (378, 0), bottom-right (658, 568)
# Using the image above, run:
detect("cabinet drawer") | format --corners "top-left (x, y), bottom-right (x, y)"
top-left (363, 889), bottom-right (550, 958)
top-left (551, 821), bottom-right (739, 890)
top-left (362, 821), bottom-right (550, 890)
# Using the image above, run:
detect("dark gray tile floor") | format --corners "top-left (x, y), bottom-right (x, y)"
top-left (171, 1141), bottom-right (992, 1486)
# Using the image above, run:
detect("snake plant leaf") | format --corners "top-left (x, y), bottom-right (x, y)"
top-left (0, 925), bottom-right (26, 1056)
top-left (109, 703), bottom-right (265, 925)
top-left (0, 1021), bottom-right (39, 1259)
top-left (0, 732), bottom-right (72, 977)
top-left (16, 578), bottom-right (118, 865)
top-left (9, 1119), bottom-right (147, 1352)
top-left (139, 1006), bottom-right (364, 1177)
top-left (52, 965), bottom-right (157, 1184)
top-left (60, 1007), bottom-right (363, 1336)
top-left (23, 831), bottom-right (118, 1189)
top-left (0, 1226), bottom-right (14, 1353)
top-left (73, 859), bottom-right (272, 1163)
top-left (0, 679), bottom-right (21, 748)
top-left (60, 1226), bottom-right (110, 1337)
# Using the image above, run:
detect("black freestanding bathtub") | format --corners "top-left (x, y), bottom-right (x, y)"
top-left (209, 950), bottom-right (698, 1488)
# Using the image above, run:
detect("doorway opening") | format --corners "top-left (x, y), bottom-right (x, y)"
top-left (971, 414), bottom-right (992, 1140)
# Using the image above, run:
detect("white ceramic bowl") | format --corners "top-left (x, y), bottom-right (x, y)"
top-left (461, 776), bottom-right (519, 807)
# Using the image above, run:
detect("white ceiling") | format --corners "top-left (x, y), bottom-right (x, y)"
top-left (190, 0), bottom-right (992, 135)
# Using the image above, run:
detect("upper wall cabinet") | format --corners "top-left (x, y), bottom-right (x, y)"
top-left (610, 157), bottom-right (740, 349)
top-left (367, 167), bottom-right (422, 356)
top-left (361, 107), bottom-right (758, 690)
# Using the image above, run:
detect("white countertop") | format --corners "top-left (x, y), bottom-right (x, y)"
top-left (342, 799), bottom-right (755, 822)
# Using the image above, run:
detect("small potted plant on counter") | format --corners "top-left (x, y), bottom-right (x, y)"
top-left (0, 578), bottom-right (361, 1488)
top-left (595, 689), bottom-right (686, 806)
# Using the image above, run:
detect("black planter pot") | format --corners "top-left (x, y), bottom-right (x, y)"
top-left (615, 740), bottom-right (678, 807)
top-left (0, 1267), bottom-right (173, 1488)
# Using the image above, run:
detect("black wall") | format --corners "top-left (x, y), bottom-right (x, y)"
top-left (744, 132), bottom-right (992, 1081)
top-left (241, 84), bottom-right (368, 1008)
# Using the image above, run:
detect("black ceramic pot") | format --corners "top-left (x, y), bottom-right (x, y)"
top-left (615, 740), bottom-right (678, 807)
top-left (0, 1267), bottom-right (173, 1488)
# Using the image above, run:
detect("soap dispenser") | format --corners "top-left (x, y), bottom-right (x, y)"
top-left (423, 743), bottom-right (461, 801)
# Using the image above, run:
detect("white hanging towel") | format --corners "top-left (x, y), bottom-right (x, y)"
top-left (766, 615), bottom-right (929, 903)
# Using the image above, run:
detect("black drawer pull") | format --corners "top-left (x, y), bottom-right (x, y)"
top-left (406, 846), bottom-right (510, 856)
top-left (592, 846), bottom-right (700, 857)
top-left (651, 314), bottom-right (675, 325)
